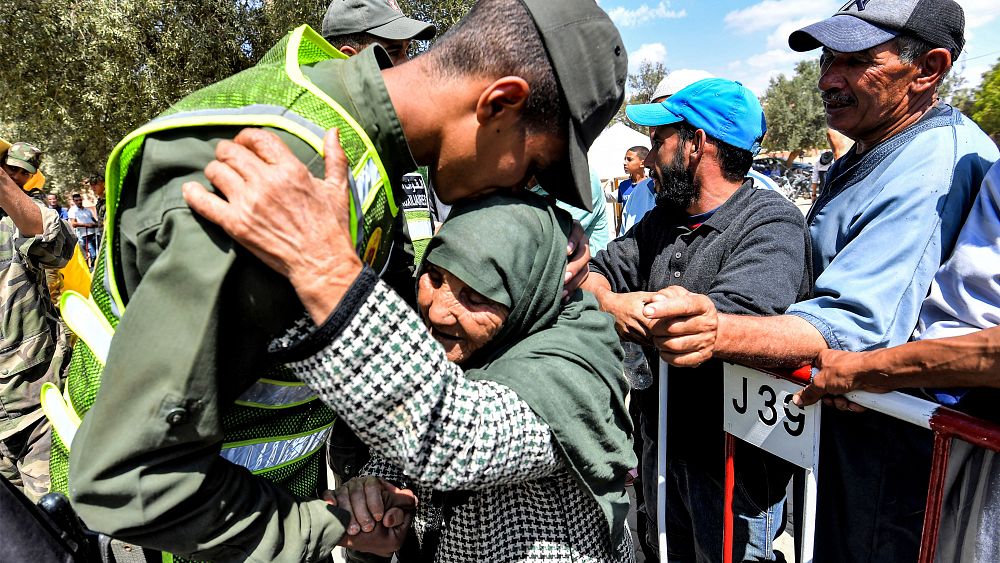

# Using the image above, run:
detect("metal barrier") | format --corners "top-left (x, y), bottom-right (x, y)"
top-left (654, 360), bottom-right (1000, 563)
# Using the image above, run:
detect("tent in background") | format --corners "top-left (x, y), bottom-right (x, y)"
top-left (587, 123), bottom-right (651, 182)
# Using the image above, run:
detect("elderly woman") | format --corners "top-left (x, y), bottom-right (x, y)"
top-left (267, 192), bottom-right (635, 562)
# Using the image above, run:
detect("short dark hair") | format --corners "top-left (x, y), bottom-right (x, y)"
top-left (676, 123), bottom-right (753, 183)
top-left (325, 32), bottom-right (375, 53)
top-left (71, 193), bottom-right (82, 199)
top-left (627, 146), bottom-right (649, 160)
top-left (427, 0), bottom-right (566, 135)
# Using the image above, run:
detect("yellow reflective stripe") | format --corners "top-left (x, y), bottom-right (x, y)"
top-left (62, 385), bottom-right (82, 428)
top-left (59, 290), bottom-right (114, 366)
top-left (284, 26), bottom-right (397, 217)
top-left (220, 423), bottom-right (333, 474)
top-left (40, 383), bottom-right (79, 450)
top-left (256, 378), bottom-right (307, 386)
top-left (404, 210), bottom-right (434, 241)
top-left (102, 113), bottom-right (327, 314)
top-left (234, 379), bottom-right (318, 409)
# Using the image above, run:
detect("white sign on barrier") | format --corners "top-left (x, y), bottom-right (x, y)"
top-left (722, 363), bottom-right (820, 469)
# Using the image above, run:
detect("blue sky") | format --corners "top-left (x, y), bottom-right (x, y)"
top-left (599, 0), bottom-right (1000, 96)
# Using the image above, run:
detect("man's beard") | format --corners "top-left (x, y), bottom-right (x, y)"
top-left (653, 143), bottom-right (697, 211)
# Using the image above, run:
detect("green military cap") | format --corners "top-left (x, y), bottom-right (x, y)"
top-left (5, 142), bottom-right (43, 174)
top-left (322, 0), bottom-right (435, 41)
top-left (520, 0), bottom-right (627, 211)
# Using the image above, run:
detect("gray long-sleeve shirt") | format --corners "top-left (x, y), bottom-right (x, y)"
top-left (590, 182), bottom-right (811, 477)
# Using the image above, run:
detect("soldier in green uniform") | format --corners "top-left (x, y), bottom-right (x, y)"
top-left (0, 142), bottom-right (75, 502)
top-left (57, 0), bottom-right (625, 561)
top-left (322, 0), bottom-right (435, 65)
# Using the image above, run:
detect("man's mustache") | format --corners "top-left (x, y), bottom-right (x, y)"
top-left (821, 90), bottom-right (854, 106)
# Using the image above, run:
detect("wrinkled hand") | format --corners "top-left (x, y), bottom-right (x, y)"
top-left (792, 348), bottom-right (881, 412)
top-left (563, 221), bottom-right (590, 299)
top-left (325, 476), bottom-right (417, 556)
top-left (641, 286), bottom-right (718, 367)
top-left (182, 128), bottom-right (362, 323)
top-left (600, 290), bottom-right (660, 345)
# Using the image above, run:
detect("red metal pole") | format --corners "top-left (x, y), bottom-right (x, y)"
top-left (723, 433), bottom-right (736, 563)
top-left (930, 407), bottom-right (1000, 452)
top-left (759, 365), bottom-right (813, 385)
top-left (918, 432), bottom-right (952, 563)
top-left (918, 407), bottom-right (1000, 563)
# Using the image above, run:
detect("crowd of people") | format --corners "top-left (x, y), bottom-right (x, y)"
top-left (1, 0), bottom-right (999, 562)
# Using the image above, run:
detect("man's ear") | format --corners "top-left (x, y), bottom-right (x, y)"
top-left (690, 129), bottom-right (707, 160)
top-left (338, 45), bottom-right (359, 57)
top-left (475, 77), bottom-right (530, 126)
top-left (914, 47), bottom-right (952, 94)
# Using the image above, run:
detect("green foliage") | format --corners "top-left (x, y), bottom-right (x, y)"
top-left (971, 58), bottom-right (1000, 142)
top-left (612, 61), bottom-right (668, 133)
top-left (398, 0), bottom-right (472, 51)
top-left (0, 0), bottom-right (329, 193)
top-left (760, 59), bottom-right (827, 154)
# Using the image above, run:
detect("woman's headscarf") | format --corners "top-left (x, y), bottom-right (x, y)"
top-left (421, 192), bottom-right (635, 544)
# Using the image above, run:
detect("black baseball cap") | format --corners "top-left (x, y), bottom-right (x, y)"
top-left (520, 0), bottom-right (627, 211)
top-left (322, 0), bottom-right (435, 42)
top-left (789, 0), bottom-right (965, 56)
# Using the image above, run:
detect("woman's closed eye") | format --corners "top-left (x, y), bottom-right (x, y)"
top-left (461, 288), bottom-right (494, 308)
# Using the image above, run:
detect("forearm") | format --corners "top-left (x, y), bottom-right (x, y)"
top-left (850, 328), bottom-right (1000, 391)
top-left (276, 272), bottom-right (561, 490)
top-left (73, 454), bottom-right (346, 561)
top-left (581, 271), bottom-right (613, 304)
top-left (16, 202), bottom-right (76, 268)
top-left (71, 207), bottom-right (346, 561)
top-left (0, 174), bottom-right (43, 235)
top-left (716, 313), bottom-right (829, 368)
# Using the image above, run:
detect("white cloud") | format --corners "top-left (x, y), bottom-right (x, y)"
top-left (628, 43), bottom-right (667, 72)
top-left (606, 2), bottom-right (686, 28)
top-left (957, 0), bottom-right (1000, 29)
top-left (629, 42), bottom-right (668, 70)
top-left (743, 49), bottom-right (810, 70)
top-left (712, 0), bottom-right (1000, 95)
top-left (764, 16), bottom-right (824, 50)
top-left (724, 0), bottom-right (839, 35)
top-left (724, 49), bottom-right (816, 96)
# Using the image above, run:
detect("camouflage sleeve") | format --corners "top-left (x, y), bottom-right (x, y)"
top-left (16, 202), bottom-right (76, 270)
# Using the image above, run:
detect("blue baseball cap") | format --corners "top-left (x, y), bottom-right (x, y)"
top-left (625, 78), bottom-right (766, 155)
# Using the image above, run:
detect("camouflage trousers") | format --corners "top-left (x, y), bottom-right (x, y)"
top-left (0, 415), bottom-right (52, 503)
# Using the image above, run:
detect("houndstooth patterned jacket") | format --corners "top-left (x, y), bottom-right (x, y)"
top-left (273, 271), bottom-right (634, 562)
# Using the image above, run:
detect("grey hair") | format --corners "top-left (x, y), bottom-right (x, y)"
top-left (895, 34), bottom-right (953, 88)
top-left (896, 34), bottom-right (957, 66)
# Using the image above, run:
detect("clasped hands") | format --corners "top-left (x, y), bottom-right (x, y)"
top-left (604, 285), bottom-right (718, 368)
top-left (326, 476), bottom-right (417, 557)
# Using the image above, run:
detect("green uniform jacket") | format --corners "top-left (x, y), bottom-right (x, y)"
top-left (68, 47), bottom-right (417, 562)
top-left (0, 190), bottom-right (75, 440)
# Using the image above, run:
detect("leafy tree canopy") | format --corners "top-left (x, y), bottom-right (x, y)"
top-left (759, 59), bottom-right (827, 159)
top-left (0, 0), bottom-right (475, 194)
top-left (971, 58), bottom-right (1000, 143)
top-left (612, 60), bottom-right (667, 134)
top-left (398, 0), bottom-right (472, 51)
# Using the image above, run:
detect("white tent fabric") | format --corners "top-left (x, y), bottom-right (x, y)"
top-left (588, 122), bottom-right (651, 182)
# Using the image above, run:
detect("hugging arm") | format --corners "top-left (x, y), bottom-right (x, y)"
top-left (273, 273), bottom-right (561, 491)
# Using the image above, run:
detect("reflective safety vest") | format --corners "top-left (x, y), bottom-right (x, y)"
top-left (41, 26), bottom-right (412, 560)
